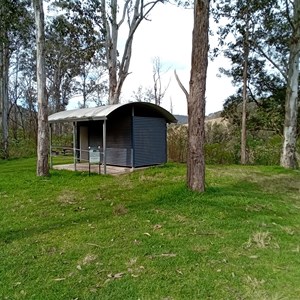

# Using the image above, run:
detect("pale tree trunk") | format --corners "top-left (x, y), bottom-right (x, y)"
top-left (12, 47), bottom-right (20, 140)
top-left (281, 0), bottom-right (300, 169)
top-left (0, 0), bottom-right (9, 159)
top-left (0, 39), bottom-right (9, 159)
top-left (101, 0), bottom-right (162, 105)
top-left (101, 0), bottom-right (118, 104)
top-left (34, 0), bottom-right (49, 176)
top-left (240, 64), bottom-right (248, 164)
top-left (0, 46), bottom-right (2, 129)
top-left (187, 0), bottom-right (209, 192)
top-left (241, 15), bottom-right (250, 165)
top-left (2, 44), bottom-right (9, 159)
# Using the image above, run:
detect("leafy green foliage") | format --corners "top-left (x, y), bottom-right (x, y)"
top-left (7, 136), bottom-right (36, 158)
top-left (45, 8), bottom-right (105, 111)
top-left (222, 84), bottom-right (300, 138)
top-left (0, 159), bottom-right (300, 299)
top-left (222, 86), bottom-right (289, 133)
top-left (0, 0), bottom-right (33, 47)
top-left (212, 0), bottom-right (289, 101)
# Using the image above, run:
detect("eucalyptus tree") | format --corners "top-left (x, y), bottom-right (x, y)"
top-left (9, 19), bottom-right (36, 141)
top-left (212, 0), bottom-right (271, 164)
top-left (75, 54), bottom-right (108, 108)
top-left (280, 0), bottom-right (300, 168)
top-left (131, 85), bottom-right (153, 102)
top-left (45, 12), bottom-right (102, 113)
top-left (33, 0), bottom-right (49, 176)
top-left (245, 0), bottom-right (299, 168)
top-left (222, 83), bottom-right (287, 135)
top-left (54, 0), bottom-right (164, 105)
top-left (100, 0), bottom-right (165, 104)
top-left (214, 0), bottom-right (300, 168)
top-left (187, 0), bottom-right (210, 192)
top-left (14, 40), bottom-right (38, 140)
top-left (0, 2), bottom-right (9, 159)
top-left (151, 57), bottom-right (170, 106)
top-left (0, 0), bottom-right (33, 158)
top-left (131, 57), bottom-right (170, 105)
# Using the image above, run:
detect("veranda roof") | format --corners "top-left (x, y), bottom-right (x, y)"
top-left (48, 102), bottom-right (177, 123)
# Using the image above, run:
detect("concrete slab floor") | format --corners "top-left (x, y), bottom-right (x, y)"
top-left (52, 163), bottom-right (133, 175)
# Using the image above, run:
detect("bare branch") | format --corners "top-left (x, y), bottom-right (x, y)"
top-left (174, 70), bottom-right (189, 101)
top-left (119, 0), bottom-right (162, 79)
top-left (285, 0), bottom-right (295, 31)
top-left (118, 0), bottom-right (131, 28)
top-left (247, 85), bottom-right (261, 107)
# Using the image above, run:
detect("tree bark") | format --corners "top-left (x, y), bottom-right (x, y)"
top-left (281, 0), bottom-right (300, 169)
top-left (101, 0), bottom-right (119, 104)
top-left (0, 40), bottom-right (9, 159)
top-left (34, 0), bottom-right (49, 176)
top-left (187, 0), bottom-right (209, 192)
top-left (241, 12), bottom-right (250, 165)
top-left (0, 1), bottom-right (9, 159)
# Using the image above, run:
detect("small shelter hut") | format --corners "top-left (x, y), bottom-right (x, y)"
top-left (48, 102), bottom-right (177, 174)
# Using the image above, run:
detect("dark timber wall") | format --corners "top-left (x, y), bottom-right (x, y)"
top-left (106, 115), bottom-right (132, 166)
top-left (132, 116), bottom-right (166, 167)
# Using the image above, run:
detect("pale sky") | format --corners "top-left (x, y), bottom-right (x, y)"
top-left (120, 2), bottom-right (236, 116)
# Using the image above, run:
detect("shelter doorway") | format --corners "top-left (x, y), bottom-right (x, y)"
top-left (79, 126), bottom-right (88, 161)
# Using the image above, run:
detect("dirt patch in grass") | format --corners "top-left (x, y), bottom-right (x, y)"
top-left (244, 231), bottom-right (279, 249)
top-left (57, 189), bottom-right (78, 205)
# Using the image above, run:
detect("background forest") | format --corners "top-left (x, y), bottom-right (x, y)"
top-left (0, 0), bottom-right (299, 168)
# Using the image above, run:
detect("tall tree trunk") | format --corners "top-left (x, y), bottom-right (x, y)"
top-left (241, 15), bottom-right (250, 165)
top-left (0, 0), bottom-right (9, 158)
top-left (34, 0), bottom-right (49, 176)
top-left (0, 44), bottom-right (2, 135)
top-left (281, 0), bottom-right (300, 169)
top-left (12, 47), bottom-right (20, 140)
top-left (187, 0), bottom-right (209, 192)
top-left (0, 40), bottom-right (9, 159)
top-left (101, 0), bottom-right (118, 104)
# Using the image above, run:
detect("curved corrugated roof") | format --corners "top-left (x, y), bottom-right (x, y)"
top-left (48, 102), bottom-right (177, 123)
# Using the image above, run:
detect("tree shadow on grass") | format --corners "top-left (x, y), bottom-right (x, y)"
top-left (0, 209), bottom-right (111, 245)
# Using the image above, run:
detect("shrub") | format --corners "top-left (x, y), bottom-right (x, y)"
top-left (248, 135), bottom-right (282, 165)
top-left (167, 124), bottom-right (188, 163)
top-left (205, 143), bottom-right (237, 164)
top-left (8, 137), bottom-right (37, 158)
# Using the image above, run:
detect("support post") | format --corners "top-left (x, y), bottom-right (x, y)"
top-left (131, 105), bottom-right (134, 170)
top-left (98, 145), bottom-right (101, 174)
top-left (73, 121), bottom-right (77, 171)
top-left (131, 148), bottom-right (134, 170)
top-left (103, 119), bottom-right (107, 174)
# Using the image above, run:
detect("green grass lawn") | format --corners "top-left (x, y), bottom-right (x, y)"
top-left (0, 158), bottom-right (300, 300)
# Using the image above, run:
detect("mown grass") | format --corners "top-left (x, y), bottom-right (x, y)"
top-left (0, 158), bottom-right (300, 300)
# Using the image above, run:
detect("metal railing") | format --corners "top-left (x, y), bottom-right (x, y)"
top-left (50, 145), bottom-right (105, 175)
